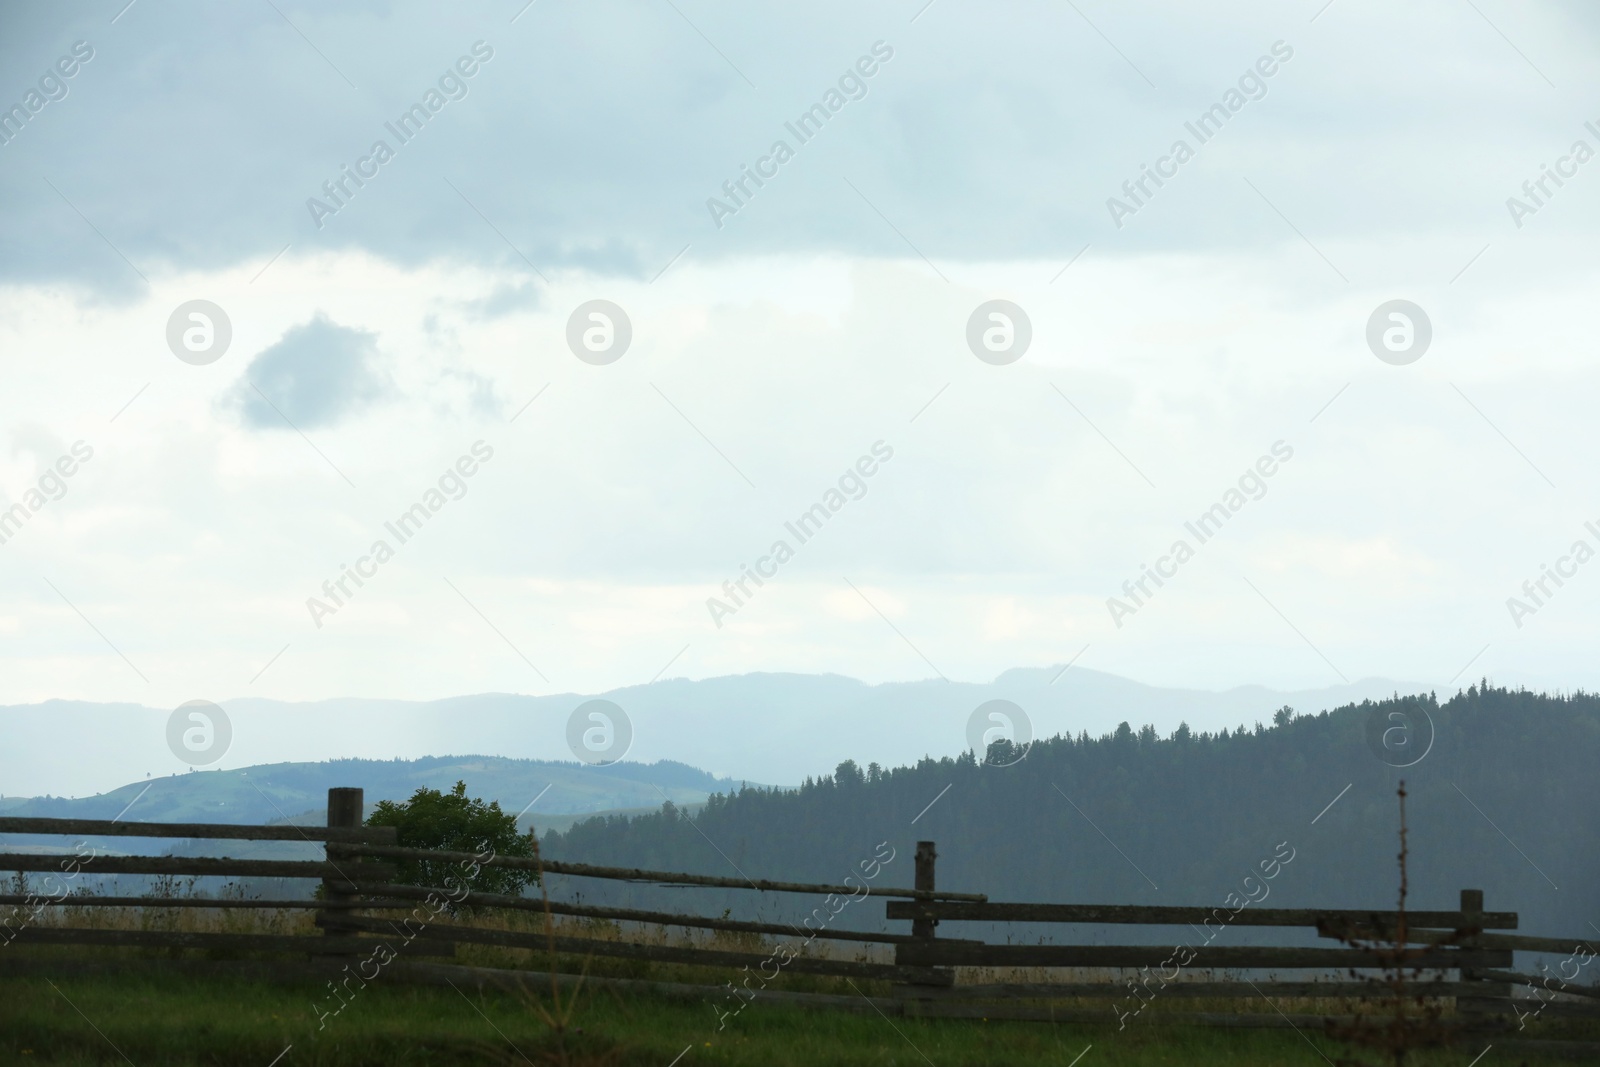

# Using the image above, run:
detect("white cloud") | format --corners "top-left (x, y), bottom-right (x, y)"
top-left (0, 239), bottom-right (1597, 710)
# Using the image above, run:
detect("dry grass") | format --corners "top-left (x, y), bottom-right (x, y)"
top-left (6, 883), bottom-right (1595, 1036)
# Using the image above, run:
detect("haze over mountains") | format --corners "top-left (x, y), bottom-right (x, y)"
top-left (0, 667), bottom-right (1426, 798)
top-left (0, 755), bottom-right (727, 837)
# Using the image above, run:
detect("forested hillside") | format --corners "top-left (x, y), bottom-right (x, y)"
top-left (0, 756), bottom-right (735, 828)
top-left (543, 684), bottom-right (1600, 938)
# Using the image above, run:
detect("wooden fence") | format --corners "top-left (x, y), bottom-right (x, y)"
top-left (3, 787), bottom-right (1597, 1055)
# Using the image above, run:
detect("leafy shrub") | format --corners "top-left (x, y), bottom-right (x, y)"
top-left (366, 780), bottom-right (539, 898)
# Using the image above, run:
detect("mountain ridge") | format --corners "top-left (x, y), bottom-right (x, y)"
top-left (0, 755), bottom-right (741, 830)
top-left (1, 666), bottom-right (1426, 798)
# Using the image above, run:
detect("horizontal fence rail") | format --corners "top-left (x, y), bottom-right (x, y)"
top-left (1319, 927), bottom-right (1588, 953)
top-left (0, 816), bottom-right (396, 844)
top-left (890, 979), bottom-right (1504, 1001)
top-left (3, 928), bottom-right (453, 956)
top-left (345, 880), bottom-right (926, 944)
top-left (1481, 969), bottom-right (1600, 1000)
top-left (894, 942), bottom-right (1514, 970)
top-left (886, 900), bottom-right (1519, 929)
top-left (0, 853), bottom-right (395, 884)
top-left (319, 913), bottom-right (936, 983)
top-left (0, 895), bottom-right (386, 911)
top-left (332, 841), bottom-right (986, 900)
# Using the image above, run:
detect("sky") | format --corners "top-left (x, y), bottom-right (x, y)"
top-left (4, 0), bottom-right (1600, 747)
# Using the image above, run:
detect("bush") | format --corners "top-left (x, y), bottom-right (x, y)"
top-left (366, 780), bottom-right (539, 899)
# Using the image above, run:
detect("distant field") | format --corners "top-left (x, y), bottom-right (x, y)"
top-left (3, 967), bottom-right (1593, 1067)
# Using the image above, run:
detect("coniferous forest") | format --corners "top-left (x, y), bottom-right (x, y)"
top-left (544, 684), bottom-right (1599, 940)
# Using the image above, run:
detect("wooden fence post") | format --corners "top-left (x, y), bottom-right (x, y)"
top-left (1456, 888), bottom-right (1512, 1025)
top-left (912, 841), bottom-right (938, 941)
top-left (318, 788), bottom-right (364, 954)
top-left (892, 840), bottom-right (953, 1003)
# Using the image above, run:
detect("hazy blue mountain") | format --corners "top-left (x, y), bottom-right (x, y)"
top-left (0, 668), bottom-right (1422, 798)
top-left (0, 755), bottom-right (734, 834)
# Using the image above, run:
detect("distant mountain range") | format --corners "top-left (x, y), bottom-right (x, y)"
top-left (0, 668), bottom-right (1426, 798)
top-left (0, 755), bottom-right (731, 835)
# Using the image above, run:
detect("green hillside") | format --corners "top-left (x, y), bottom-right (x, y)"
top-left (543, 684), bottom-right (1600, 939)
top-left (0, 754), bottom-right (741, 835)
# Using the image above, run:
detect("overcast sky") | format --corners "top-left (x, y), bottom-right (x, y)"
top-left (4, 0), bottom-right (1600, 730)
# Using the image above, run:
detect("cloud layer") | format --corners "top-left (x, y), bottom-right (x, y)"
top-left (3, 1), bottom-right (1599, 295)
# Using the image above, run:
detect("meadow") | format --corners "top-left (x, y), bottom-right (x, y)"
top-left (3, 897), bottom-right (1592, 1065)
top-left (6, 966), bottom-right (1586, 1067)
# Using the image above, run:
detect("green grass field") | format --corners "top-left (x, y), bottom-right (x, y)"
top-left (1, 969), bottom-right (1586, 1067)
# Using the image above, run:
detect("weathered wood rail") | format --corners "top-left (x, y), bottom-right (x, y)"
top-left (882, 838), bottom-right (1538, 1028)
top-left (3, 791), bottom-right (1596, 1054)
top-left (0, 817), bottom-right (390, 842)
top-left (330, 841), bottom-right (986, 899)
